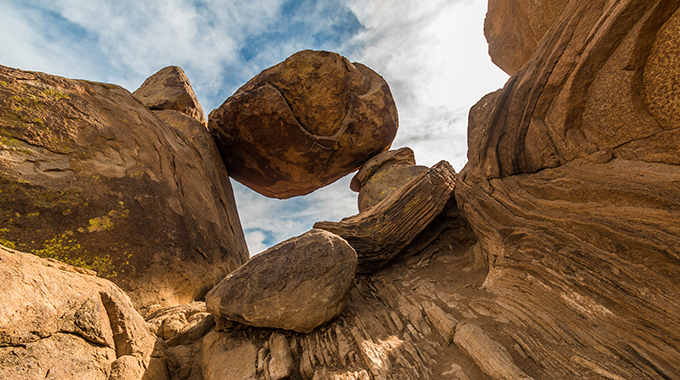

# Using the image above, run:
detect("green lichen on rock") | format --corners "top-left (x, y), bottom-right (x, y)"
top-left (87, 216), bottom-right (113, 232)
top-left (31, 232), bottom-right (116, 277)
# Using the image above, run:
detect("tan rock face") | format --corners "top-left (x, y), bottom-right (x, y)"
top-left (459, 0), bottom-right (680, 376)
top-left (484, 0), bottom-right (568, 75)
top-left (206, 229), bottom-right (357, 333)
top-left (209, 50), bottom-right (398, 199)
top-left (0, 65), bottom-right (248, 310)
top-left (133, 66), bottom-right (207, 125)
top-left (350, 147), bottom-right (429, 212)
top-left (0, 245), bottom-right (171, 380)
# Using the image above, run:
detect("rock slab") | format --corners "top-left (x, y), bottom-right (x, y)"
top-left (0, 245), bottom-right (172, 380)
top-left (0, 65), bottom-right (248, 310)
top-left (206, 229), bottom-right (357, 333)
top-left (209, 50), bottom-right (398, 199)
top-left (316, 160), bottom-right (456, 273)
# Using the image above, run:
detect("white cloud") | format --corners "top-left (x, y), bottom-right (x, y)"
top-left (0, 0), bottom-right (508, 255)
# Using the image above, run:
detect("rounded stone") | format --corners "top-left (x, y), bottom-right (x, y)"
top-left (209, 50), bottom-right (399, 199)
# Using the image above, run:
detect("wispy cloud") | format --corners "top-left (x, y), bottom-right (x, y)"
top-left (0, 0), bottom-right (507, 255)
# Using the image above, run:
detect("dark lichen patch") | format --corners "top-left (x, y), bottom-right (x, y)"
top-left (30, 231), bottom-right (116, 277)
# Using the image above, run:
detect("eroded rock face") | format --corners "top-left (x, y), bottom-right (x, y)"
top-left (350, 147), bottom-right (429, 212)
top-left (459, 0), bottom-right (680, 377)
top-left (206, 229), bottom-right (357, 333)
top-left (209, 50), bottom-right (398, 199)
top-left (484, 0), bottom-right (568, 75)
top-left (133, 66), bottom-right (207, 125)
top-left (0, 65), bottom-right (248, 310)
top-left (0, 245), bottom-right (172, 380)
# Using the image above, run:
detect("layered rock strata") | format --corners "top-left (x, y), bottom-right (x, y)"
top-left (457, 0), bottom-right (680, 377)
top-left (316, 160), bottom-right (456, 273)
top-left (209, 50), bottom-right (398, 199)
top-left (0, 65), bottom-right (248, 310)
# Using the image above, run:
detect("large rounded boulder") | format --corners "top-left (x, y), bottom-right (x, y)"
top-left (0, 64), bottom-right (248, 311)
top-left (209, 50), bottom-right (399, 199)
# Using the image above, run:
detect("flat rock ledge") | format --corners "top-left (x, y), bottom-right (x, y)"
top-left (315, 160), bottom-right (456, 273)
top-left (206, 229), bottom-right (357, 333)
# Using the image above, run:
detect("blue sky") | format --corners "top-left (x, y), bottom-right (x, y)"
top-left (0, 0), bottom-right (508, 254)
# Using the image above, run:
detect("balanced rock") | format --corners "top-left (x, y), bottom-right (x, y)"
top-left (0, 65), bottom-right (248, 310)
top-left (133, 66), bottom-right (207, 125)
top-left (484, 0), bottom-right (568, 75)
top-left (0, 245), bottom-right (172, 380)
top-left (206, 229), bottom-right (357, 333)
top-left (209, 50), bottom-right (399, 199)
top-left (350, 147), bottom-right (429, 212)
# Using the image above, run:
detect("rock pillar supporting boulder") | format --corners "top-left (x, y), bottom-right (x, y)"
top-left (315, 160), bottom-right (456, 273)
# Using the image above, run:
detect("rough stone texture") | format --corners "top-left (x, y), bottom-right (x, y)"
top-left (206, 229), bottom-right (358, 333)
top-left (209, 50), bottom-right (398, 199)
top-left (268, 333), bottom-right (294, 380)
top-left (0, 245), bottom-right (172, 380)
top-left (458, 0), bottom-right (680, 378)
top-left (0, 65), bottom-right (248, 310)
top-left (133, 66), bottom-right (207, 125)
top-left (484, 0), bottom-right (568, 75)
top-left (350, 147), bottom-right (429, 212)
top-left (316, 161), bottom-right (456, 273)
top-left (201, 331), bottom-right (257, 380)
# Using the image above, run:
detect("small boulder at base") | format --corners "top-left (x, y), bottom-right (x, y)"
top-left (209, 50), bottom-right (398, 199)
top-left (206, 229), bottom-right (357, 333)
top-left (350, 147), bottom-right (429, 212)
top-left (133, 65), bottom-right (207, 125)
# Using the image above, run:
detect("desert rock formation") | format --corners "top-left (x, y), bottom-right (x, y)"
top-left (209, 50), bottom-right (398, 199)
top-left (206, 229), bottom-right (357, 333)
top-left (0, 64), bottom-right (248, 310)
top-left (133, 66), bottom-right (207, 125)
top-left (0, 245), bottom-right (173, 380)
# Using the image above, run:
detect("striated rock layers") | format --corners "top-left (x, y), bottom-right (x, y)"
top-left (0, 64), bottom-right (248, 310)
top-left (0, 245), bottom-right (173, 380)
top-left (484, 0), bottom-right (568, 75)
top-left (457, 0), bottom-right (680, 378)
top-left (209, 50), bottom-right (398, 199)
top-left (206, 229), bottom-right (357, 333)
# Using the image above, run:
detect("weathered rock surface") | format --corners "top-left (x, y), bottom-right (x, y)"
top-left (206, 229), bottom-right (357, 333)
top-left (484, 0), bottom-right (568, 75)
top-left (459, 0), bottom-right (680, 378)
top-left (133, 66), bottom-right (207, 125)
top-left (0, 64), bottom-right (248, 310)
top-left (209, 50), bottom-right (398, 199)
top-left (0, 244), bottom-right (173, 380)
top-left (174, 214), bottom-right (492, 380)
top-left (315, 160), bottom-right (456, 273)
top-left (350, 147), bottom-right (429, 212)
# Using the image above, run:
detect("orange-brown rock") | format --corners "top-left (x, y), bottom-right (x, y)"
top-left (0, 65), bottom-right (248, 311)
top-left (458, 0), bottom-right (680, 377)
top-left (133, 66), bottom-right (207, 125)
top-left (350, 147), bottom-right (429, 212)
top-left (484, 0), bottom-right (568, 75)
top-left (209, 50), bottom-right (398, 199)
